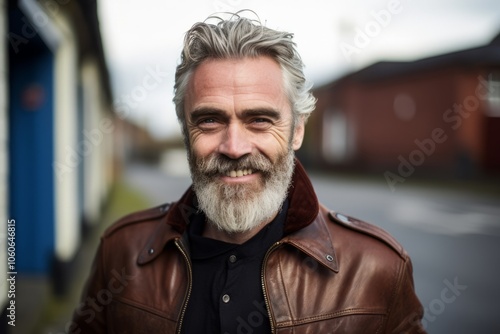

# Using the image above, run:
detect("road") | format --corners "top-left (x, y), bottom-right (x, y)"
top-left (124, 154), bottom-right (500, 334)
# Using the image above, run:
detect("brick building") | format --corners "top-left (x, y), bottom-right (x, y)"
top-left (303, 33), bottom-right (500, 181)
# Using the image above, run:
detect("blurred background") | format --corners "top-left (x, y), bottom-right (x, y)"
top-left (1, 0), bottom-right (500, 333)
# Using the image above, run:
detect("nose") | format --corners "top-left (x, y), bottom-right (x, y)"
top-left (218, 123), bottom-right (252, 159)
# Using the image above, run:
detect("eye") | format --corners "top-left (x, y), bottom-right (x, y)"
top-left (249, 118), bottom-right (273, 129)
top-left (197, 118), bottom-right (222, 131)
top-left (252, 117), bottom-right (273, 124)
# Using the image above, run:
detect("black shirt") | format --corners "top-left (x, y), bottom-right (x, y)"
top-left (181, 200), bottom-right (288, 334)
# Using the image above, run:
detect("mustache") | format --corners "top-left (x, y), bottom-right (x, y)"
top-left (194, 153), bottom-right (273, 176)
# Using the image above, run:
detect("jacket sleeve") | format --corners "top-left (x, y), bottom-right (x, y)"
top-left (385, 257), bottom-right (427, 333)
top-left (69, 240), bottom-right (108, 334)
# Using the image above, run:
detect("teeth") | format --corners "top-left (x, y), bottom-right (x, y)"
top-left (226, 169), bottom-right (253, 178)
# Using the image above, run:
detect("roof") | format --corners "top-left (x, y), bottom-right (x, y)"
top-left (321, 31), bottom-right (500, 86)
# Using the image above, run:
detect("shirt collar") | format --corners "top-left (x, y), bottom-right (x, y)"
top-left (137, 159), bottom-right (337, 272)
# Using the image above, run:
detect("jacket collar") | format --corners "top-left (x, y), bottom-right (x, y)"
top-left (138, 158), bottom-right (338, 272)
top-left (282, 206), bottom-right (338, 272)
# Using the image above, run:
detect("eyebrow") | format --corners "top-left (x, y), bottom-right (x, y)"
top-left (189, 107), bottom-right (283, 123)
top-left (189, 108), bottom-right (228, 123)
top-left (241, 108), bottom-right (282, 120)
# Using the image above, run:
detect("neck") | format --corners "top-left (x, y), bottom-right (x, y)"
top-left (202, 216), bottom-right (275, 244)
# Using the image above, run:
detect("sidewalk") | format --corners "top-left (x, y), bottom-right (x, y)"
top-left (13, 180), bottom-right (151, 334)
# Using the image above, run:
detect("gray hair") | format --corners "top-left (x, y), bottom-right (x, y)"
top-left (173, 12), bottom-right (316, 135)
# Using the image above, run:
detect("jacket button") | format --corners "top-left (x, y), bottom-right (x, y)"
top-left (229, 255), bottom-right (237, 263)
top-left (149, 248), bottom-right (154, 255)
top-left (336, 213), bottom-right (349, 223)
top-left (326, 254), bottom-right (334, 262)
top-left (222, 294), bottom-right (230, 303)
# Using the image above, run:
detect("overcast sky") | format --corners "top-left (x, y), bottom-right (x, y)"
top-left (98, 0), bottom-right (500, 139)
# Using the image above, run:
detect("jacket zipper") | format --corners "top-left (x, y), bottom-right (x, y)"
top-left (175, 239), bottom-right (193, 334)
top-left (261, 241), bottom-right (282, 334)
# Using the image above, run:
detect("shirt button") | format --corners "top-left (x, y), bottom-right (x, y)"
top-left (222, 294), bottom-right (230, 303)
top-left (229, 255), bottom-right (237, 263)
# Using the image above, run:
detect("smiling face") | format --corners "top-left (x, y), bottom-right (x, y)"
top-left (184, 56), bottom-right (305, 233)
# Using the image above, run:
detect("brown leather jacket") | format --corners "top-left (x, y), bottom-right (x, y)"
top-left (71, 161), bottom-right (425, 333)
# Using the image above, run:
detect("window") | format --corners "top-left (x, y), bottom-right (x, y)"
top-left (486, 72), bottom-right (500, 117)
top-left (322, 109), bottom-right (354, 163)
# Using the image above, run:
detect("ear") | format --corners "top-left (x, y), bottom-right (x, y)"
top-left (291, 116), bottom-right (305, 151)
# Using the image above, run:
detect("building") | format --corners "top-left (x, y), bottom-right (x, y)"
top-left (305, 32), bottom-right (500, 184)
top-left (1, 0), bottom-right (115, 327)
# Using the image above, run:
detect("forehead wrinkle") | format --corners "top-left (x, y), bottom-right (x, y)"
top-left (186, 56), bottom-right (292, 123)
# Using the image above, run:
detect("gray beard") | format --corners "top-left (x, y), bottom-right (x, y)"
top-left (189, 149), bottom-right (295, 234)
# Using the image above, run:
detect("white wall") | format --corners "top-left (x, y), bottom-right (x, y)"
top-left (81, 59), bottom-right (113, 225)
top-left (52, 12), bottom-right (80, 262)
top-left (0, 0), bottom-right (8, 308)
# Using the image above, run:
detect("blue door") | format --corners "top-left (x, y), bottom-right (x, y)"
top-left (8, 7), bottom-right (55, 274)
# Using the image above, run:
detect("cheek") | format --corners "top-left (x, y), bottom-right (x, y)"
top-left (255, 132), bottom-right (292, 161)
top-left (190, 133), bottom-right (218, 158)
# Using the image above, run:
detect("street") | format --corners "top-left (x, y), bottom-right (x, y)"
top-left (124, 153), bottom-right (500, 334)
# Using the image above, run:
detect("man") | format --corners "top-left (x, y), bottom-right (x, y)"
top-left (72, 13), bottom-right (425, 333)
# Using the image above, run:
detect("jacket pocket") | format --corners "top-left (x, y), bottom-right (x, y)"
top-left (276, 313), bottom-right (385, 334)
top-left (107, 297), bottom-right (178, 333)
